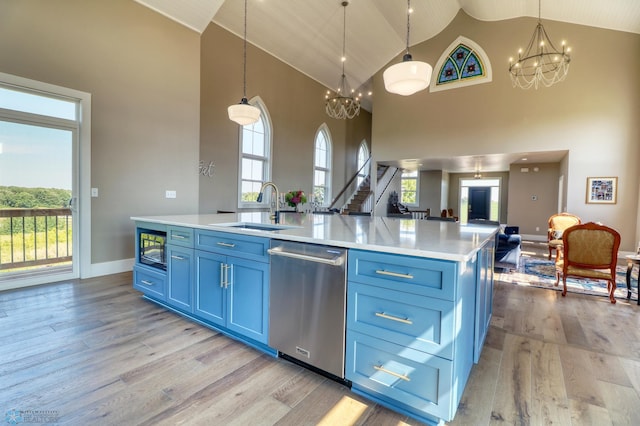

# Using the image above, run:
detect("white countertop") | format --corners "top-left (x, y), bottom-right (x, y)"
top-left (131, 212), bottom-right (498, 262)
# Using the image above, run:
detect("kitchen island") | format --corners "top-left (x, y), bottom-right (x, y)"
top-left (131, 212), bottom-right (498, 425)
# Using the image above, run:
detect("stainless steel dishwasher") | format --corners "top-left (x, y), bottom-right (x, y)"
top-left (268, 240), bottom-right (347, 379)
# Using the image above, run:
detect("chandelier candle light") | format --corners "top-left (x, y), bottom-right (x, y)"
top-left (383, 0), bottom-right (432, 96)
top-left (228, 0), bottom-right (261, 125)
top-left (325, 1), bottom-right (361, 120)
top-left (508, 0), bottom-right (571, 90)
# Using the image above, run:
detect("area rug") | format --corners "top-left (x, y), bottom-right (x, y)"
top-left (496, 256), bottom-right (639, 302)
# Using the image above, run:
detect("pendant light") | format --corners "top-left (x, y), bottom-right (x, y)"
top-left (228, 0), bottom-right (261, 125)
top-left (383, 0), bottom-right (432, 96)
top-left (508, 0), bottom-right (571, 89)
top-left (325, 1), bottom-right (361, 120)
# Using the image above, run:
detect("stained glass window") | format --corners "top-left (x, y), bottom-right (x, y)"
top-left (437, 44), bottom-right (484, 85)
top-left (430, 36), bottom-right (492, 93)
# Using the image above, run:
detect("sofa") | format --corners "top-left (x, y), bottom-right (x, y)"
top-left (468, 219), bottom-right (522, 270)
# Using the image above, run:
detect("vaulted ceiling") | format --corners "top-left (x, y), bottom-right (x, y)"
top-left (133, 0), bottom-right (639, 171)
top-left (135, 0), bottom-right (640, 100)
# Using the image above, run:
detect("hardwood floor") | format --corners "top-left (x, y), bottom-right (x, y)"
top-left (1, 270), bottom-right (639, 425)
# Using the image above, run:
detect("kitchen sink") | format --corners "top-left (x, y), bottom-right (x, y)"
top-left (209, 222), bottom-right (299, 231)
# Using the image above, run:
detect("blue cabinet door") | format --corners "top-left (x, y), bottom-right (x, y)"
top-left (195, 250), bottom-right (226, 327)
top-left (226, 256), bottom-right (269, 344)
top-left (474, 240), bottom-right (494, 363)
top-left (167, 245), bottom-right (194, 312)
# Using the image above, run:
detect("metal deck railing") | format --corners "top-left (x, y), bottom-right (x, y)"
top-left (0, 208), bottom-right (72, 271)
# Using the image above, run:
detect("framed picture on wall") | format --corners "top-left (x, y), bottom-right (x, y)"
top-left (586, 177), bottom-right (617, 204)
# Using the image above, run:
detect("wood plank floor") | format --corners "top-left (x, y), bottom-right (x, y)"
top-left (1, 269), bottom-right (639, 425)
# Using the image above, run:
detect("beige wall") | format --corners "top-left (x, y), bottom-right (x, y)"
top-left (199, 24), bottom-right (372, 214)
top-left (507, 164), bottom-right (560, 235)
top-left (0, 0), bottom-right (201, 264)
top-left (371, 11), bottom-right (640, 250)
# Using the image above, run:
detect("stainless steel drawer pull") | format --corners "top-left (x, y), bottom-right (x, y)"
top-left (375, 269), bottom-right (414, 279)
top-left (172, 234), bottom-right (186, 239)
top-left (217, 242), bottom-right (236, 248)
top-left (373, 365), bottom-right (411, 382)
top-left (171, 255), bottom-right (185, 260)
top-left (141, 279), bottom-right (154, 286)
top-left (267, 248), bottom-right (344, 266)
top-left (375, 311), bottom-right (413, 325)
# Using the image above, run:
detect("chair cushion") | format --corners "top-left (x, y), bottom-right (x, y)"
top-left (549, 239), bottom-right (563, 247)
top-left (555, 260), bottom-right (613, 280)
top-left (566, 265), bottom-right (613, 280)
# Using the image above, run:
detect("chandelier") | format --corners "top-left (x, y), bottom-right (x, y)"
top-left (383, 0), bottom-right (432, 96)
top-left (228, 0), bottom-right (261, 125)
top-left (325, 1), bottom-right (360, 120)
top-left (508, 0), bottom-right (571, 90)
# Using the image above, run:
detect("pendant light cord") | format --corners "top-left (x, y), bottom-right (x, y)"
top-left (341, 1), bottom-right (347, 77)
top-left (242, 0), bottom-right (248, 98)
top-left (405, 0), bottom-right (411, 54)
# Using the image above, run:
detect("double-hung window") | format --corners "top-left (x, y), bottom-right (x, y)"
top-left (238, 99), bottom-right (271, 208)
top-left (401, 170), bottom-right (419, 206)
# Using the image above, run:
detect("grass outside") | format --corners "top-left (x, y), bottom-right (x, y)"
top-left (0, 226), bottom-right (72, 266)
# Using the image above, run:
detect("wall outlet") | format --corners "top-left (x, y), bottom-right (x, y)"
top-left (165, 190), bottom-right (176, 199)
top-left (91, 187), bottom-right (98, 197)
top-left (536, 226), bottom-right (540, 232)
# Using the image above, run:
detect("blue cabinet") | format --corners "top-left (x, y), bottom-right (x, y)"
top-left (194, 230), bottom-right (270, 345)
top-left (133, 265), bottom-right (166, 300)
top-left (346, 247), bottom-right (488, 425)
top-left (194, 250), bottom-right (225, 326)
top-left (166, 244), bottom-right (195, 313)
top-left (194, 248), bottom-right (270, 344)
top-left (474, 239), bottom-right (495, 363)
top-left (133, 223), bottom-right (272, 353)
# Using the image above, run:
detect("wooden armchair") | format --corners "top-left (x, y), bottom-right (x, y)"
top-left (554, 222), bottom-right (621, 303)
top-left (547, 213), bottom-right (581, 259)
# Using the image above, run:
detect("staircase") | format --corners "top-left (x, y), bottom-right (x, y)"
top-left (341, 165), bottom-right (389, 215)
top-left (342, 176), bottom-right (372, 214)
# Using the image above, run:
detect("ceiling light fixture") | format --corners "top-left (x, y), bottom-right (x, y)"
top-left (383, 0), bottom-right (432, 96)
top-left (325, 1), bottom-right (360, 120)
top-left (228, 0), bottom-right (261, 125)
top-left (508, 0), bottom-right (571, 90)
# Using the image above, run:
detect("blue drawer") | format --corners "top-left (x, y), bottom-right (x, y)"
top-left (168, 226), bottom-right (194, 248)
top-left (348, 250), bottom-right (456, 301)
top-left (347, 281), bottom-right (454, 360)
top-left (133, 265), bottom-right (166, 300)
top-left (195, 230), bottom-right (269, 262)
top-left (346, 330), bottom-right (454, 421)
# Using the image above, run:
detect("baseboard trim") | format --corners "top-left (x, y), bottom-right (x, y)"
top-left (86, 258), bottom-right (134, 278)
top-left (521, 234), bottom-right (546, 242)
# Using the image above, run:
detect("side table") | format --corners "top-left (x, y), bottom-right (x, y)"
top-left (625, 255), bottom-right (640, 305)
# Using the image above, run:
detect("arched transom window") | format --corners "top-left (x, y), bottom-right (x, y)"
top-left (430, 36), bottom-right (492, 92)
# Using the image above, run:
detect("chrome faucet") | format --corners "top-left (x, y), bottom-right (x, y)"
top-left (256, 181), bottom-right (280, 223)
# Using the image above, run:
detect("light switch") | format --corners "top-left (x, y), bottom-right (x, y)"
top-left (91, 188), bottom-right (98, 197)
top-left (166, 190), bottom-right (177, 199)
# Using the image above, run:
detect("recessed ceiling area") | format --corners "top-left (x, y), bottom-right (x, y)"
top-left (378, 150), bottom-right (568, 173)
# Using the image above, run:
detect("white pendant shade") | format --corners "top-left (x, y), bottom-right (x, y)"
top-left (383, 60), bottom-right (433, 96)
top-left (228, 102), bottom-right (261, 126)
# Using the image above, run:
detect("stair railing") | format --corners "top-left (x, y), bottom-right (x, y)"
top-left (328, 156), bottom-right (371, 212)
top-left (375, 166), bottom-right (400, 206)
